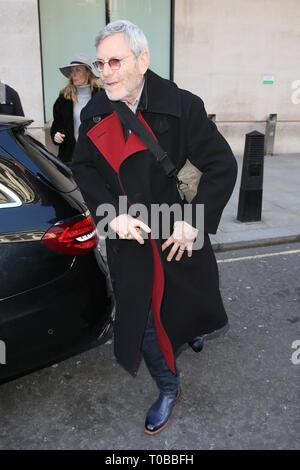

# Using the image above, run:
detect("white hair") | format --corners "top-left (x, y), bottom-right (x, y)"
top-left (95, 20), bottom-right (149, 56)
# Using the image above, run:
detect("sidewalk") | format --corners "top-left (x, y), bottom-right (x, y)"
top-left (211, 153), bottom-right (300, 251)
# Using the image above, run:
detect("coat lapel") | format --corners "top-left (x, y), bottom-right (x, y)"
top-left (87, 111), bottom-right (156, 173)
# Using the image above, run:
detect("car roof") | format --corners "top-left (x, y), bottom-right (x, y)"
top-left (0, 114), bottom-right (33, 130)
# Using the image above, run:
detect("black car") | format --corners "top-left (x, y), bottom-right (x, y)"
top-left (0, 115), bottom-right (113, 384)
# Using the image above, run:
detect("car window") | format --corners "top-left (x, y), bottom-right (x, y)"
top-left (0, 183), bottom-right (22, 208)
top-left (0, 189), bottom-right (6, 203)
top-left (25, 132), bottom-right (73, 177)
top-left (14, 131), bottom-right (77, 193)
top-left (0, 159), bottom-right (37, 206)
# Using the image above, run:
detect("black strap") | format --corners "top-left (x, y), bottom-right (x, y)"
top-left (111, 101), bottom-right (178, 179)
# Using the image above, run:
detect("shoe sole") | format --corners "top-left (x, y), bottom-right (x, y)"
top-left (144, 392), bottom-right (181, 436)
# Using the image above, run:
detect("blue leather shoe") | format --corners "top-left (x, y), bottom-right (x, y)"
top-left (145, 389), bottom-right (181, 435)
top-left (189, 335), bottom-right (204, 352)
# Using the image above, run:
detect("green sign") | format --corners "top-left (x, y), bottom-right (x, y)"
top-left (263, 75), bottom-right (274, 85)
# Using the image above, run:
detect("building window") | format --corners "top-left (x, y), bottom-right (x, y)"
top-left (39, 0), bottom-right (106, 123)
top-left (107, 0), bottom-right (172, 80)
top-left (39, 0), bottom-right (172, 123)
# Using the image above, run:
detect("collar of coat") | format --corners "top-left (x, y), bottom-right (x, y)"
top-left (81, 69), bottom-right (181, 122)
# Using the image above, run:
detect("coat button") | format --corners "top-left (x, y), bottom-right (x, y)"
top-left (93, 116), bottom-right (101, 123)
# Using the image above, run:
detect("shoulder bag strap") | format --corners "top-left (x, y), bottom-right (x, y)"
top-left (111, 100), bottom-right (178, 180)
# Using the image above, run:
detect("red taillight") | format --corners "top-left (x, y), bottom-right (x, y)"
top-left (42, 215), bottom-right (98, 255)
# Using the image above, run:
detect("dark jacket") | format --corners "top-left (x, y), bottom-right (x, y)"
top-left (50, 87), bottom-right (99, 163)
top-left (71, 70), bottom-right (238, 376)
top-left (0, 84), bottom-right (24, 116)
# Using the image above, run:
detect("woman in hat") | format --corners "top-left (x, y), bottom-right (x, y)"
top-left (50, 53), bottom-right (101, 164)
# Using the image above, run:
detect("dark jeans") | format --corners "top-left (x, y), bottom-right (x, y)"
top-left (142, 310), bottom-right (180, 395)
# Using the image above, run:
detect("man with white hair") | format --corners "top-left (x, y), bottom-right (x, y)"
top-left (72, 20), bottom-right (237, 435)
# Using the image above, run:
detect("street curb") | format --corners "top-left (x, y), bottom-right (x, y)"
top-left (212, 234), bottom-right (300, 253)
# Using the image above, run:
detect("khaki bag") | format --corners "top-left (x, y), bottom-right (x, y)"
top-left (177, 159), bottom-right (202, 203)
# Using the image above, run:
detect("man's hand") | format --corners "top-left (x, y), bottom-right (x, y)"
top-left (109, 214), bottom-right (151, 245)
top-left (162, 221), bottom-right (198, 261)
top-left (54, 132), bottom-right (66, 144)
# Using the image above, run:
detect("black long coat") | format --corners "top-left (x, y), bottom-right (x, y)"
top-left (50, 88), bottom-right (98, 163)
top-left (72, 70), bottom-right (237, 376)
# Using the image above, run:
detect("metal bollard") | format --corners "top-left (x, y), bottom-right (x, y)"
top-left (237, 130), bottom-right (265, 222)
top-left (265, 113), bottom-right (277, 156)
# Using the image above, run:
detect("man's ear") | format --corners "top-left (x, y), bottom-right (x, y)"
top-left (138, 50), bottom-right (150, 74)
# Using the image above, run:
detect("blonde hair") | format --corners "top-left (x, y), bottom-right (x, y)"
top-left (61, 71), bottom-right (101, 102)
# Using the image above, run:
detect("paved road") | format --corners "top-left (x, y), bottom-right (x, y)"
top-left (0, 242), bottom-right (299, 450)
